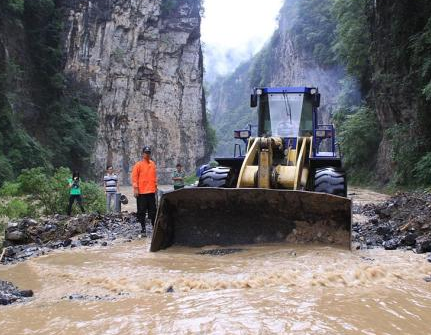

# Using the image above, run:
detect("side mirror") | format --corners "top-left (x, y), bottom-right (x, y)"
top-left (313, 93), bottom-right (321, 108)
top-left (250, 94), bottom-right (257, 108)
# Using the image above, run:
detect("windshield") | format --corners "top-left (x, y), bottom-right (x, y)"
top-left (258, 93), bottom-right (313, 137)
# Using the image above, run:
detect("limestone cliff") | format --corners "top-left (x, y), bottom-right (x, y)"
top-left (262, 0), bottom-right (343, 121)
top-left (61, 0), bottom-right (208, 183)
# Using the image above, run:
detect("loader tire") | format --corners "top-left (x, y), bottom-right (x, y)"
top-left (314, 167), bottom-right (347, 197)
top-left (198, 167), bottom-right (235, 188)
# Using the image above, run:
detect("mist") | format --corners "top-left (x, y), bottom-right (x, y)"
top-left (201, 0), bottom-right (283, 84)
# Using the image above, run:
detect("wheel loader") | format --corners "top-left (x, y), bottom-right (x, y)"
top-left (151, 87), bottom-right (351, 251)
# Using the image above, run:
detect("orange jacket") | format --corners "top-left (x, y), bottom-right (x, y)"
top-left (131, 159), bottom-right (157, 194)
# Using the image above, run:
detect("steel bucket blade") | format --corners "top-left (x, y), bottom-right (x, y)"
top-left (150, 188), bottom-right (351, 251)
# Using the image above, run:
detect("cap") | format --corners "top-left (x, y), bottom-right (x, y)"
top-left (142, 146), bottom-right (151, 153)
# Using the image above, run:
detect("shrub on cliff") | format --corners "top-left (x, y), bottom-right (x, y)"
top-left (0, 0), bottom-right (98, 183)
top-left (385, 124), bottom-right (425, 186)
top-left (0, 181), bottom-right (20, 197)
top-left (0, 199), bottom-right (35, 219)
top-left (335, 106), bottom-right (381, 181)
top-left (0, 167), bottom-right (106, 217)
top-left (413, 153), bottom-right (431, 186)
top-left (0, 155), bottom-right (14, 185)
top-left (1, 0), bottom-right (24, 16)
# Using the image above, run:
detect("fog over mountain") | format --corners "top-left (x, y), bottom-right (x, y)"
top-left (201, 0), bottom-right (283, 83)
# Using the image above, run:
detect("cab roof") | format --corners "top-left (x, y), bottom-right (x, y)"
top-left (261, 87), bottom-right (316, 94)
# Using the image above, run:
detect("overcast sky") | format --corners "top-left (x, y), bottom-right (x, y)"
top-left (201, 0), bottom-right (284, 83)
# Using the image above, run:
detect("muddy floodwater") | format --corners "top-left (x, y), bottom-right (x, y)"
top-left (1, 240), bottom-right (431, 334)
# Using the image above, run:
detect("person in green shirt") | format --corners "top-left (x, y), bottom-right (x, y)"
top-left (67, 171), bottom-right (85, 216)
top-left (172, 163), bottom-right (185, 190)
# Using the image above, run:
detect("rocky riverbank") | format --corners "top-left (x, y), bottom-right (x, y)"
top-left (2, 191), bottom-right (431, 266)
top-left (1, 213), bottom-right (143, 264)
top-left (353, 192), bottom-right (431, 254)
top-left (0, 281), bottom-right (33, 305)
top-left (1, 190), bottom-right (431, 306)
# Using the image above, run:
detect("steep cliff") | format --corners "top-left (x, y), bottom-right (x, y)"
top-left (209, 0), bottom-right (344, 157)
top-left (61, 0), bottom-right (208, 183)
top-left (0, 0), bottom-right (208, 185)
top-left (368, 0), bottom-right (431, 183)
top-left (210, 0), bottom-right (431, 187)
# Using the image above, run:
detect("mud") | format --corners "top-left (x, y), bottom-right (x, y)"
top-left (1, 187), bottom-right (431, 314)
top-left (0, 189), bottom-right (431, 333)
top-left (1, 242), bottom-right (431, 334)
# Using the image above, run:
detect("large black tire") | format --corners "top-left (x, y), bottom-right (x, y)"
top-left (314, 167), bottom-right (347, 197)
top-left (198, 167), bottom-right (236, 188)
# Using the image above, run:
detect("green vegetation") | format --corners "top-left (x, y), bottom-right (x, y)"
top-left (291, 0), bottom-right (337, 66)
top-left (334, 106), bottom-right (381, 183)
top-left (210, 0), bottom-right (431, 188)
top-left (3, 0), bottom-right (24, 16)
top-left (332, 0), bottom-right (371, 91)
top-left (331, 0), bottom-right (431, 186)
top-left (160, 0), bottom-right (179, 16)
top-left (184, 175), bottom-right (198, 185)
top-left (205, 120), bottom-right (218, 156)
top-left (0, 0), bottom-right (98, 186)
top-left (0, 167), bottom-right (106, 218)
top-left (209, 61), bottom-right (257, 157)
top-left (284, 0), bottom-right (431, 187)
top-left (413, 153), bottom-right (431, 185)
top-left (0, 199), bottom-right (35, 219)
top-left (249, 44), bottom-right (275, 88)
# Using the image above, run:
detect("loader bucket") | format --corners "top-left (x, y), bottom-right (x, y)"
top-left (150, 188), bottom-right (351, 252)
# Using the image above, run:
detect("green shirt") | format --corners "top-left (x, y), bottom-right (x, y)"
top-left (172, 170), bottom-right (185, 187)
top-left (68, 178), bottom-right (82, 195)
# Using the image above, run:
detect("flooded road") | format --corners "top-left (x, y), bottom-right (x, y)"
top-left (1, 240), bottom-right (431, 334)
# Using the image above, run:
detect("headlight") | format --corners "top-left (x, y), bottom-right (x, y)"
top-left (315, 130), bottom-right (326, 138)
top-left (255, 89), bottom-right (262, 95)
top-left (234, 130), bottom-right (251, 139)
top-left (239, 130), bottom-right (250, 138)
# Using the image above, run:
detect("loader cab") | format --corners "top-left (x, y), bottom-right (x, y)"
top-left (252, 87), bottom-right (317, 138)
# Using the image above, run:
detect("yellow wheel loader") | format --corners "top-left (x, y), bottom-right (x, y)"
top-left (151, 87), bottom-right (351, 251)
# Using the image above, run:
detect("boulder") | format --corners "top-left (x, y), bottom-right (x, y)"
top-left (90, 233), bottom-right (103, 240)
top-left (415, 236), bottom-right (431, 254)
top-left (0, 280), bottom-right (33, 305)
top-left (376, 226), bottom-right (392, 236)
top-left (383, 239), bottom-right (398, 250)
top-left (5, 230), bottom-right (26, 242)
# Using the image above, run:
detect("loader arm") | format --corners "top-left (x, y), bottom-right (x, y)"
top-left (237, 136), bottom-right (312, 190)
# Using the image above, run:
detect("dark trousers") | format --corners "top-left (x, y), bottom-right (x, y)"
top-left (137, 193), bottom-right (157, 230)
top-left (67, 195), bottom-right (85, 215)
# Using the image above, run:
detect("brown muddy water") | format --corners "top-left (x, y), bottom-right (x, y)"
top-left (1, 240), bottom-right (431, 334)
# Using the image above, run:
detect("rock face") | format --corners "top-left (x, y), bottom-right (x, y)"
top-left (264, 3), bottom-right (344, 122)
top-left (60, 0), bottom-right (208, 183)
top-left (368, 1), bottom-right (431, 182)
top-left (209, 0), bottom-right (344, 156)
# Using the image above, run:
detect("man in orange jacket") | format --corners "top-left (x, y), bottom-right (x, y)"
top-left (131, 146), bottom-right (158, 235)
